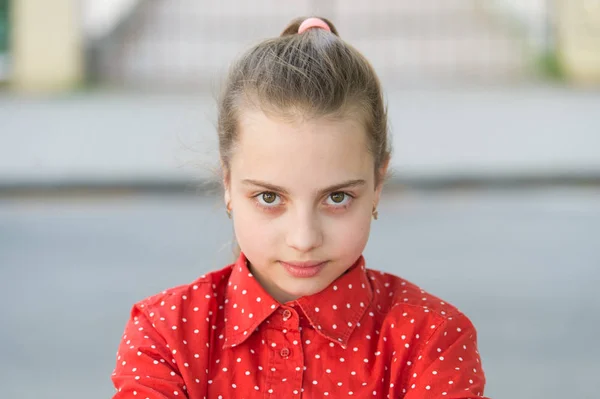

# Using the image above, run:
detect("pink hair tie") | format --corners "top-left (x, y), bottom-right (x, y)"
top-left (298, 17), bottom-right (331, 34)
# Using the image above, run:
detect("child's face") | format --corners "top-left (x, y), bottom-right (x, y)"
top-left (224, 109), bottom-right (386, 303)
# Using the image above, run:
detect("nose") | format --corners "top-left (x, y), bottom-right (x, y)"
top-left (285, 208), bottom-right (323, 253)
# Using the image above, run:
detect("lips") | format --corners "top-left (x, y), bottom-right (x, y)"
top-left (279, 261), bottom-right (327, 278)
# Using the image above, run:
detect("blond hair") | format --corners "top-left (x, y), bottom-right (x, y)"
top-left (217, 16), bottom-right (391, 185)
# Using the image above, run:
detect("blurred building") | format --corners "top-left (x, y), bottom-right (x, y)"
top-left (0, 0), bottom-right (598, 92)
top-left (0, 0), bottom-right (9, 81)
top-left (90, 0), bottom-right (532, 90)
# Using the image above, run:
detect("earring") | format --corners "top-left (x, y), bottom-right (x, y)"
top-left (372, 206), bottom-right (378, 220)
top-left (226, 203), bottom-right (232, 219)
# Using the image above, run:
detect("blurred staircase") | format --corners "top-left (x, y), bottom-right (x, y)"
top-left (92, 0), bottom-right (530, 90)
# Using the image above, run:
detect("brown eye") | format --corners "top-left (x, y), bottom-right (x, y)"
top-left (262, 192), bottom-right (277, 204)
top-left (330, 192), bottom-right (346, 203)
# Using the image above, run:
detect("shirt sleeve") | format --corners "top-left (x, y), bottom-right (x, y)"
top-left (111, 303), bottom-right (188, 399)
top-left (402, 312), bottom-right (490, 399)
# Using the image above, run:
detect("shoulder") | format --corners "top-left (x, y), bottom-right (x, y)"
top-left (366, 268), bottom-right (471, 331)
top-left (131, 263), bottom-right (233, 320)
top-left (366, 269), bottom-right (479, 353)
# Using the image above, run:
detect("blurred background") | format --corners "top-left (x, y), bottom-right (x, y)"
top-left (1, 1), bottom-right (599, 398)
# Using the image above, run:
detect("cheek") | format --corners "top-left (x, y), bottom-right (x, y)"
top-left (325, 210), bottom-right (372, 252)
top-left (232, 204), bottom-right (279, 252)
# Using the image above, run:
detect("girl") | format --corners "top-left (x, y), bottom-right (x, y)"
top-left (111, 17), bottom-right (489, 399)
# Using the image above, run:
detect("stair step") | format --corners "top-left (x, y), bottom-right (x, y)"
top-left (95, 0), bottom-right (530, 88)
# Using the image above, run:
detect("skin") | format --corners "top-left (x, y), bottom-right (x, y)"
top-left (223, 108), bottom-right (388, 304)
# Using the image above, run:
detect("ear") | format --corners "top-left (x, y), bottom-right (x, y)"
top-left (221, 159), bottom-right (232, 208)
top-left (224, 187), bottom-right (231, 210)
top-left (373, 158), bottom-right (390, 208)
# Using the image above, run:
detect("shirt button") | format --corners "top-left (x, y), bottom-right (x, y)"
top-left (280, 348), bottom-right (290, 358)
top-left (282, 309), bottom-right (292, 320)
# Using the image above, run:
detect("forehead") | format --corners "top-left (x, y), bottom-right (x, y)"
top-left (232, 110), bottom-right (374, 188)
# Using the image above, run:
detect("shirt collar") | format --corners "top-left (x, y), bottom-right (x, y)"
top-left (223, 253), bottom-right (373, 349)
top-left (222, 254), bottom-right (280, 349)
top-left (295, 256), bottom-right (372, 348)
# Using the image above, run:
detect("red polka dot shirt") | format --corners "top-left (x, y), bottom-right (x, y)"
top-left (111, 253), bottom-right (489, 398)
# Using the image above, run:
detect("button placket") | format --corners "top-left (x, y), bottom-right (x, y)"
top-left (263, 319), bottom-right (303, 397)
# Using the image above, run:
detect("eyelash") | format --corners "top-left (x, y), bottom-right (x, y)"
top-left (252, 191), bottom-right (355, 212)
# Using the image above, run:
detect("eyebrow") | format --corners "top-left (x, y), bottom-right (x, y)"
top-left (241, 179), bottom-right (367, 196)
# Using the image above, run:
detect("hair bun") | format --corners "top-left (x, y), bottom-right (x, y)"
top-left (280, 16), bottom-right (339, 37)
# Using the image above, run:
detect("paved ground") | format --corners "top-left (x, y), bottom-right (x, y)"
top-left (1, 187), bottom-right (599, 399)
top-left (2, 86), bottom-right (600, 188)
